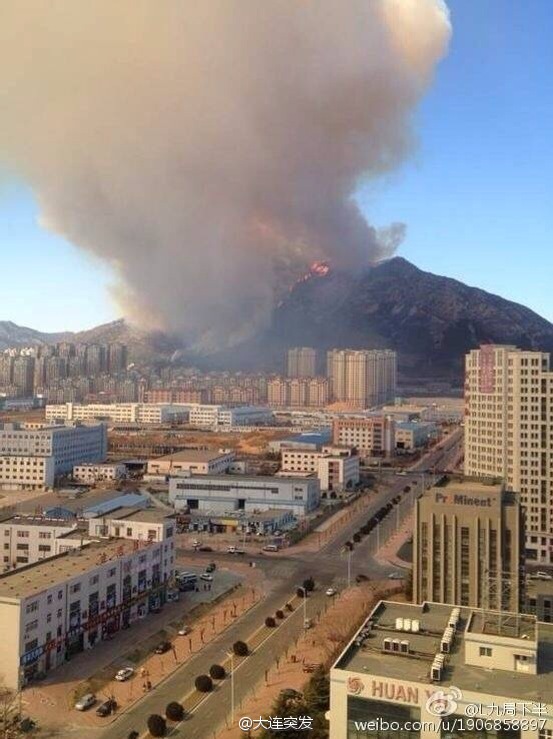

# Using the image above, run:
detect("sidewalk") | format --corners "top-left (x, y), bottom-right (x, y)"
top-left (26, 569), bottom-right (264, 733)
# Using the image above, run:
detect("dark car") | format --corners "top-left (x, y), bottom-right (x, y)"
top-left (205, 562), bottom-right (216, 573)
top-left (198, 546), bottom-right (213, 552)
top-left (128, 733), bottom-right (139, 739)
top-left (154, 641), bottom-right (171, 654)
top-left (96, 699), bottom-right (117, 717)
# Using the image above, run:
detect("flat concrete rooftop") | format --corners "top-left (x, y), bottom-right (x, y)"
top-left (0, 538), bottom-right (152, 601)
top-left (335, 601), bottom-right (553, 704)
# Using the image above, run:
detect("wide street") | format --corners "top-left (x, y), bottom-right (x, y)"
top-left (95, 429), bottom-right (463, 739)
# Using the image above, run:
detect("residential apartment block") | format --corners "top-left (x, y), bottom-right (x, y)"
top-left (287, 347), bottom-right (317, 378)
top-left (465, 345), bottom-right (553, 563)
top-left (267, 377), bottom-right (329, 408)
top-left (326, 349), bottom-right (396, 408)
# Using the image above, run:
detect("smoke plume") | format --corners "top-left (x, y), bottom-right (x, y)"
top-left (0, 0), bottom-right (450, 350)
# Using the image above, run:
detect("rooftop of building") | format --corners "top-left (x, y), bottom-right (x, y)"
top-left (395, 421), bottom-right (437, 431)
top-left (108, 507), bottom-right (174, 524)
top-left (334, 601), bottom-right (553, 704)
top-left (0, 515), bottom-right (77, 528)
top-left (151, 449), bottom-right (233, 463)
top-left (16, 489), bottom-right (149, 518)
top-left (172, 473), bottom-right (317, 485)
top-left (0, 538), bottom-right (155, 600)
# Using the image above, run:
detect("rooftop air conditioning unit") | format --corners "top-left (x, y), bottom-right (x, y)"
top-left (403, 618), bottom-right (412, 632)
top-left (411, 619), bottom-right (420, 633)
top-left (431, 664), bottom-right (442, 681)
top-left (395, 618), bottom-right (404, 631)
top-left (392, 639), bottom-right (400, 652)
top-left (383, 638), bottom-right (392, 652)
top-left (400, 640), bottom-right (409, 654)
top-left (441, 639), bottom-right (451, 654)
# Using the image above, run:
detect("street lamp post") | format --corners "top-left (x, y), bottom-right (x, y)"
top-left (226, 651), bottom-right (235, 726)
top-left (299, 587), bottom-right (308, 625)
top-left (347, 549), bottom-right (352, 589)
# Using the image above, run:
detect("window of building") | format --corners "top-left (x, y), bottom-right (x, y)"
top-left (479, 647), bottom-right (492, 657)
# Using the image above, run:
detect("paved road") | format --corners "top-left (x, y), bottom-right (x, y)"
top-left (98, 429), bottom-right (463, 738)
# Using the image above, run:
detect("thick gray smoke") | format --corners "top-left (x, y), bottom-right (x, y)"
top-left (0, 0), bottom-right (450, 350)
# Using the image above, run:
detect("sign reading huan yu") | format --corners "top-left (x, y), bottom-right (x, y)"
top-left (479, 345), bottom-right (495, 394)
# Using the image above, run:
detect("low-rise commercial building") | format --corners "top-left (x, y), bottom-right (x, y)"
top-left (395, 421), bottom-right (438, 451)
top-left (187, 404), bottom-right (273, 429)
top-left (45, 402), bottom-right (189, 425)
top-left (0, 515), bottom-right (82, 570)
top-left (330, 600), bottom-right (553, 738)
top-left (187, 508), bottom-right (294, 535)
top-left (169, 474), bottom-right (320, 516)
top-left (0, 536), bottom-right (175, 689)
top-left (280, 446), bottom-right (359, 493)
top-left (333, 416), bottom-right (396, 457)
top-left (146, 449), bottom-right (235, 477)
top-left (87, 508), bottom-right (175, 543)
top-left (73, 462), bottom-right (127, 484)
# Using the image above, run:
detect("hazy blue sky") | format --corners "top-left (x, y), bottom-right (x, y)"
top-left (1, 0), bottom-right (552, 331)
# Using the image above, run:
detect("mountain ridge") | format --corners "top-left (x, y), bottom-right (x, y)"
top-left (2, 258), bottom-right (553, 380)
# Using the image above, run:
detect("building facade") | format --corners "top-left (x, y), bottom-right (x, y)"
top-left (413, 476), bottom-right (524, 613)
top-left (45, 402), bottom-right (189, 425)
top-left (287, 347), bottom-right (317, 378)
top-left (330, 600), bottom-right (553, 739)
top-left (0, 537), bottom-right (175, 689)
top-left (464, 345), bottom-right (553, 563)
top-left (146, 449), bottom-right (235, 477)
top-left (0, 422), bottom-right (107, 490)
top-left (73, 462), bottom-right (127, 483)
top-left (326, 350), bottom-right (396, 408)
top-left (333, 416), bottom-right (396, 457)
top-left (268, 377), bottom-right (329, 408)
top-left (169, 474), bottom-right (320, 516)
top-left (280, 446), bottom-right (360, 493)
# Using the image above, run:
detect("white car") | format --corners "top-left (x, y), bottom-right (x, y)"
top-left (200, 573), bottom-right (213, 582)
top-left (75, 693), bottom-right (96, 711)
top-left (178, 625), bottom-right (191, 636)
top-left (325, 587), bottom-right (337, 597)
top-left (227, 546), bottom-right (237, 553)
top-left (535, 571), bottom-right (553, 581)
top-left (388, 572), bottom-right (404, 580)
top-left (115, 667), bottom-right (134, 682)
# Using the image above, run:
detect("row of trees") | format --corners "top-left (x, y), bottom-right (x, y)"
top-left (146, 640), bottom-right (250, 736)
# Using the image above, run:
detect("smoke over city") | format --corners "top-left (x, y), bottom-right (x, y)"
top-left (0, 1), bottom-right (450, 350)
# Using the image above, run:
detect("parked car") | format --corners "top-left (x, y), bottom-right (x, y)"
top-left (115, 667), bottom-right (134, 682)
top-left (205, 562), bottom-right (216, 573)
top-left (166, 589), bottom-right (180, 602)
top-left (389, 572), bottom-right (404, 580)
top-left (178, 624), bottom-right (192, 636)
top-left (263, 544), bottom-right (279, 552)
top-left (325, 587), bottom-right (337, 597)
top-left (303, 618), bottom-right (313, 630)
top-left (96, 698), bottom-right (117, 717)
top-left (154, 641), bottom-right (171, 654)
top-left (200, 573), bottom-right (213, 582)
top-left (198, 546), bottom-right (213, 552)
top-left (534, 571), bottom-right (553, 581)
top-left (74, 694), bottom-right (96, 711)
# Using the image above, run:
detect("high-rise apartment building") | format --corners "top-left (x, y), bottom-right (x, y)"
top-left (268, 377), bottom-right (329, 408)
top-left (464, 345), bottom-right (553, 563)
top-left (12, 356), bottom-right (35, 396)
top-left (326, 349), bottom-right (396, 408)
top-left (287, 347), bottom-right (317, 378)
top-left (413, 476), bottom-right (524, 613)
